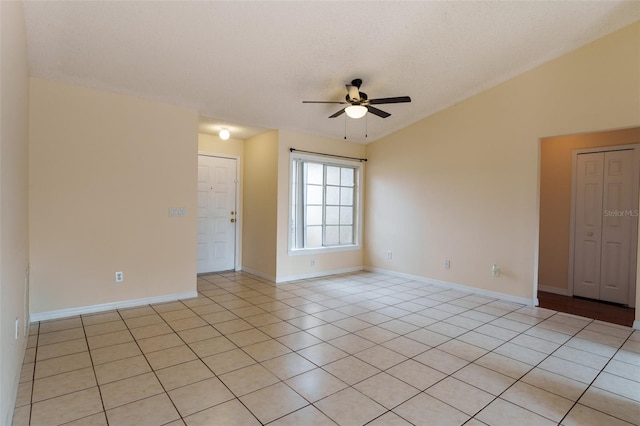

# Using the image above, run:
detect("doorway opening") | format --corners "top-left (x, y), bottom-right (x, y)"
top-left (537, 127), bottom-right (640, 327)
top-left (569, 147), bottom-right (639, 305)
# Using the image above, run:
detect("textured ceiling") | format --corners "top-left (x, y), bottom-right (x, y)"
top-left (23, 1), bottom-right (640, 143)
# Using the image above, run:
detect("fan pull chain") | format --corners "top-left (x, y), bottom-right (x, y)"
top-left (344, 115), bottom-right (347, 140)
top-left (365, 113), bottom-right (368, 139)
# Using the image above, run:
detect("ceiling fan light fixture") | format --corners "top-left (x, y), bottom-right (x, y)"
top-left (345, 105), bottom-right (367, 119)
top-left (219, 128), bottom-right (230, 140)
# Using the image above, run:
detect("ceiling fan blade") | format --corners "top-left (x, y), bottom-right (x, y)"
top-left (367, 106), bottom-right (390, 118)
top-left (329, 108), bottom-right (345, 118)
top-left (368, 96), bottom-right (411, 105)
top-left (302, 101), bottom-right (347, 104)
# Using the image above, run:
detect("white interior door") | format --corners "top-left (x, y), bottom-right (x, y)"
top-left (600, 150), bottom-right (635, 304)
top-left (197, 156), bottom-right (237, 273)
top-left (573, 149), bottom-right (637, 304)
top-left (573, 152), bottom-right (604, 300)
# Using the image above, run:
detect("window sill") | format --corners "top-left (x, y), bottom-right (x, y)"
top-left (288, 245), bottom-right (361, 256)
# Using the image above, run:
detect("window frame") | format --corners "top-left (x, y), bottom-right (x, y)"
top-left (288, 152), bottom-right (364, 255)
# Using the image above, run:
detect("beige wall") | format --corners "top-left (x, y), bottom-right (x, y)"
top-left (29, 79), bottom-right (198, 315)
top-left (539, 128), bottom-right (640, 293)
top-left (0, 2), bottom-right (30, 424)
top-left (198, 133), bottom-right (243, 158)
top-left (242, 131), bottom-right (278, 278)
top-left (365, 22), bottom-right (640, 304)
top-left (240, 129), bottom-right (366, 281)
top-left (276, 130), bottom-right (366, 280)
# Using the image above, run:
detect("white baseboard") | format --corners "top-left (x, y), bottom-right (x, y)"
top-left (30, 291), bottom-right (198, 323)
top-left (275, 266), bottom-right (364, 283)
top-left (538, 285), bottom-right (570, 296)
top-left (242, 265), bottom-right (365, 284)
top-left (240, 266), bottom-right (276, 283)
top-left (365, 266), bottom-right (536, 306)
top-left (634, 320), bottom-right (640, 331)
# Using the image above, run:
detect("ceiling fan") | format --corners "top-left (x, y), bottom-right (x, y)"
top-left (303, 78), bottom-right (411, 119)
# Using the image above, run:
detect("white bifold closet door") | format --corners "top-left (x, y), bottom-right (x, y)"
top-left (573, 149), bottom-right (636, 305)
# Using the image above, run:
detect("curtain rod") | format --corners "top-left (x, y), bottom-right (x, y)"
top-left (289, 148), bottom-right (367, 162)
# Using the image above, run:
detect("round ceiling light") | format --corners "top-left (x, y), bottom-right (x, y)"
top-left (219, 128), bottom-right (230, 140)
top-left (345, 105), bottom-right (367, 119)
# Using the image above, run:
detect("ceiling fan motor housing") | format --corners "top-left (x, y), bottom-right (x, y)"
top-left (346, 91), bottom-right (367, 104)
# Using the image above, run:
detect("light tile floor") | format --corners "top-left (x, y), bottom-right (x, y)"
top-left (11, 271), bottom-right (640, 425)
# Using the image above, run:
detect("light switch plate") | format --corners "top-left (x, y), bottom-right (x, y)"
top-left (169, 207), bottom-right (186, 217)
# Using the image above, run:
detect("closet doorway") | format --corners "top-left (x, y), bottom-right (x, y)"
top-left (570, 146), bottom-right (639, 306)
top-left (537, 128), bottom-right (640, 325)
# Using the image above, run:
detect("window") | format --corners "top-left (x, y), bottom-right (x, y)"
top-left (290, 154), bottom-right (363, 252)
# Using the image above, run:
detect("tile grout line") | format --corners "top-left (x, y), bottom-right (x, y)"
top-left (79, 314), bottom-right (109, 425)
top-left (469, 313), bottom-right (596, 424)
top-left (204, 274), bottom-right (523, 425)
top-left (191, 273), bottom-right (640, 424)
top-left (475, 312), bottom-right (635, 423)
top-left (151, 292), bottom-right (265, 425)
top-left (207, 273), bottom-right (545, 424)
top-left (28, 323), bottom-right (38, 426)
top-left (556, 330), bottom-right (639, 426)
top-left (198, 275), bottom-right (407, 425)
top-left (143, 298), bottom-right (238, 424)
top-left (20, 271), bottom-right (638, 426)
top-left (275, 278), bottom-right (628, 424)
top-left (194, 281), bottom-right (356, 425)
top-left (355, 294), bottom-right (548, 424)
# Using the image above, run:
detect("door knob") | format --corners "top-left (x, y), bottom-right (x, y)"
top-left (230, 218), bottom-right (236, 223)
top-left (587, 231), bottom-right (594, 237)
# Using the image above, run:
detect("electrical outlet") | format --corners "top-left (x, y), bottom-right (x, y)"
top-left (310, 259), bottom-right (316, 268)
top-left (115, 271), bottom-right (124, 283)
top-left (386, 251), bottom-right (392, 260)
top-left (444, 259), bottom-right (451, 269)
